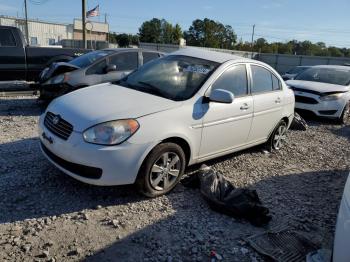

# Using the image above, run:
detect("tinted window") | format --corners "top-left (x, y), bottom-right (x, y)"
top-left (295, 67), bottom-right (350, 86)
top-left (211, 65), bottom-right (248, 97)
top-left (86, 59), bottom-right (107, 75)
top-left (143, 52), bottom-right (160, 64)
top-left (272, 74), bottom-right (282, 90)
top-left (251, 65), bottom-right (273, 93)
top-left (109, 52), bottom-right (138, 71)
top-left (0, 29), bottom-right (16, 46)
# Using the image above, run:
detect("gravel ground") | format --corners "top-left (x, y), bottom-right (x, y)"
top-left (0, 95), bottom-right (349, 262)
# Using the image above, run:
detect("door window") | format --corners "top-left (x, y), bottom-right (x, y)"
top-left (86, 59), bottom-right (107, 75)
top-left (272, 74), bottom-right (282, 90)
top-left (211, 65), bottom-right (248, 97)
top-left (109, 52), bottom-right (138, 71)
top-left (251, 65), bottom-right (273, 93)
top-left (143, 52), bottom-right (160, 64)
top-left (0, 29), bottom-right (16, 47)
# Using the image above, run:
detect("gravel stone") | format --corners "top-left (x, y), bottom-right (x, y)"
top-left (0, 96), bottom-right (349, 261)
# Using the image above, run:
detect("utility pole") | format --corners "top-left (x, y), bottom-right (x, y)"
top-left (24, 0), bottom-right (29, 45)
top-left (82, 0), bottom-right (87, 48)
top-left (251, 24), bottom-right (255, 56)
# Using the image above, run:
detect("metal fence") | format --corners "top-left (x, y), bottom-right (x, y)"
top-left (60, 39), bottom-right (109, 50)
top-left (139, 42), bottom-right (350, 74)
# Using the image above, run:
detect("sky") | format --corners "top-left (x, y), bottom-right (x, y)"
top-left (1, 0), bottom-right (350, 48)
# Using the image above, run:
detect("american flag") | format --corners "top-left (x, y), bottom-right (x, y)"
top-left (86, 5), bottom-right (100, 18)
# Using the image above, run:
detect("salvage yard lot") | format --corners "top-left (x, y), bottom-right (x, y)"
top-left (0, 96), bottom-right (349, 261)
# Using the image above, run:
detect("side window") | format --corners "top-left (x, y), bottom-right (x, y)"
top-left (251, 65), bottom-right (273, 93)
top-left (272, 74), bottom-right (282, 91)
top-left (30, 37), bottom-right (38, 46)
top-left (109, 52), bottom-right (138, 71)
top-left (211, 65), bottom-right (248, 97)
top-left (143, 52), bottom-right (160, 64)
top-left (86, 59), bottom-right (107, 75)
top-left (0, 29), bottom-right (16, 47)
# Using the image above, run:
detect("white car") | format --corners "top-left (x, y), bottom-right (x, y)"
top-left (281, 66), bottom-right (311, 81)
top-left (286, 65), bottom-right (350, 123)
top-left (38, 48), bottom-right (294, 197)
top-left (333, 173), bottom-right (350, 262)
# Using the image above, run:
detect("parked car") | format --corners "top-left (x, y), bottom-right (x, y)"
top-left (38, 48), bottom-right (295, 197)
top-left (333, 172), bottom-right (350, 262)
top-left (281, 66), bottom-right (311, 81)
top-left (0, 26), bottom-right (90, 82)
top-left (38, 48), bottom-right (164, 100)
top-left (286, 65), bottom-right (350, 123)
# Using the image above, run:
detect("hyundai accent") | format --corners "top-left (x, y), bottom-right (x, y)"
top-left (39, 48), bottom-right (295, 197)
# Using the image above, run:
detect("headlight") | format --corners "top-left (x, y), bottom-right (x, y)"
top-left (83, 119), bottom-right (139, 145)
top-left (320, 93), bottom-right (344, 101)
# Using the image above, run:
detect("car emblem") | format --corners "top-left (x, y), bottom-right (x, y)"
top-left (52, 115), bottom-right (60, 125)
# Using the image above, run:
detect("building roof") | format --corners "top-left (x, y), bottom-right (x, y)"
top-left (169, 47), bottom-right (253, 63)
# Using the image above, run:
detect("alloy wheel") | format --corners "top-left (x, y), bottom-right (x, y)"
top-left (149, 152), bottom-right (181, 191)
top-left (273, 124), bottom-right (287, 150)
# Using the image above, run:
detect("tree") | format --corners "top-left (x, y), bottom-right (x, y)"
top-left (172, 23), bottom-right (183, 44)
top-left (116, 34), bottom-right (130, 47)
top-left (139, 18), bottom-right (162, 43)
top-left (184, 18), bottom-right (237, 49)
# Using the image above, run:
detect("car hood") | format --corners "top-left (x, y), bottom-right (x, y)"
top-left (286, 80), bottom-right (349, 94)
top-left (47, 83), bottom-right (181, 132)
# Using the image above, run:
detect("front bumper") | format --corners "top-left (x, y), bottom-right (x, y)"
top-left (39, 83), bottom-right (72, 100)
top-left (294, 94), bottom-right (346, 118)
top-left (38, 116), bottom-right (154, 186)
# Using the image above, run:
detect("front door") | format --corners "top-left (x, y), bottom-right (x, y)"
top-left (199, 64), bottom-right (253, 158)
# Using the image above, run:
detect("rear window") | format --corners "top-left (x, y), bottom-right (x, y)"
top-left (295, 67), bottom-right (350, 86)
top-left (0, 29), bottom-right (16, 47)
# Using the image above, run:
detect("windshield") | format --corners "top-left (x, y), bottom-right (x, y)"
top-left (286, 66), bottom-right (309, 74)
top-left (295, 67), bottom-right (350, 86)
top-left (69, 50), bottom-right (112, 68)
top-left (115, 55), bottom-right (219, 101)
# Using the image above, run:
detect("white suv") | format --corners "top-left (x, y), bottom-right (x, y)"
top-left (39, 48), bottom-right (295, 197)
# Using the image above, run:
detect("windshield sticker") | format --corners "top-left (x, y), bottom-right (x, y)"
top-left (183, 65), bottom-right (210, 74)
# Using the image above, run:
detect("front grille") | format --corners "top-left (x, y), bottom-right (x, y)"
top-left (295, 95), bottom-right (319, 104)
top-left (41, 142), bottom-right (102, 179)
top-left (44, 112), bottom-right (73, 140)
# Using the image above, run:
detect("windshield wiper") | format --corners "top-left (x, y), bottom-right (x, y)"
top-left (137, 81), bottom-right (167, 97)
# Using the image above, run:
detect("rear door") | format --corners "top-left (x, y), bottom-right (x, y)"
top-left (141, 51), bottom-right (161, 65)
top-left (0, 28), bottom-right (26, 81)
top-left (247, 64), bottom-right (284, 143)
top-left (101, 51), bottom-right (139, 83)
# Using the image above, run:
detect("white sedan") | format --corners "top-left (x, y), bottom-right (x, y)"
top-left (39, 48), bottom-right (294, 197)
top-left (287, 65), bottom-right (350, 123)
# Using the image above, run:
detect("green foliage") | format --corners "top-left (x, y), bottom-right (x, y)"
top-left (109, 33), bottom-right (139, 47)
top-left (184, 18), bottom-right (237, 49)
top-left (138, 18), bottom-right (183, 44)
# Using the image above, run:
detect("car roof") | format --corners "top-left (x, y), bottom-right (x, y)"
top-left (311, 65), bottom-right (350, 70)
top-left (169, 47), bottom-right (253, 63)
top-left (102, 48), bottom-right (163, 54)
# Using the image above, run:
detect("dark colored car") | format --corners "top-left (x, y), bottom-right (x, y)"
top-left (38, 48), bottom-right (164, 100)
top-left (0, 26), bottom-right (90, 82)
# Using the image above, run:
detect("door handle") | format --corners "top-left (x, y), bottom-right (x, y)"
top-left (240, 103), bottom-right (249, 110)
top-left (275, 97), bottom-right (281, 104)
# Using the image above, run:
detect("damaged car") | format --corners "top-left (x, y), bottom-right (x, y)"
top-left (38, 48), bottom-right (163, 100)
top-left (287, 65), bottom-right (350, 123)
top-left (39, 48), bottom-right (294, 197)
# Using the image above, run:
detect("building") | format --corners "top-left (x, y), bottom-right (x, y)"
top-left (0, 15), bottom-right (108, 47)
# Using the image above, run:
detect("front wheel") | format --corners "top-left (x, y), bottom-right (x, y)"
top-left (338, 102), bottom-right (349, 124)
top-left (266, 120), bottom-right (288, 151)
top-left (136, 143), bottom-right (186, 197)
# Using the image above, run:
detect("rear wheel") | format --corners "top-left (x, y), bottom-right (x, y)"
top-left (266, 120), bottom-right (288, 151)
top-left (136, 143), bottom-right (186, 197)
top-left (338, 102), bottom-right (349, 124)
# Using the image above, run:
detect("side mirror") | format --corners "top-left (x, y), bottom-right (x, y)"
top-left (105, 64), bottom-right (117, 73)
top-left (209, 89), bottom-right (234, 104)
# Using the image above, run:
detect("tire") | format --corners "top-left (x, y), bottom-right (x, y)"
top-left (266, 120), bottom-right (288, 151)
top-left (338, 103), bottom-right (349, 125)
top-left (136, 143), bottom-right (186, 197)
